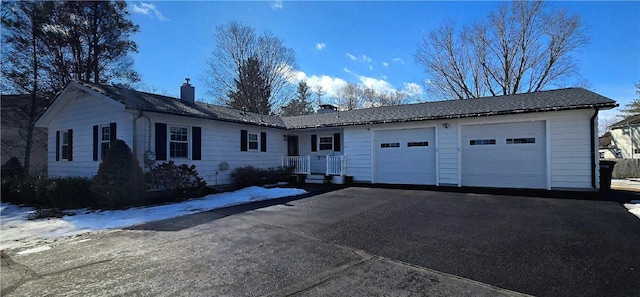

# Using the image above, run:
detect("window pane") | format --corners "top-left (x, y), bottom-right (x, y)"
top-left (101, 142), bottom-right (110, 159)
top-left (170, 127), bottom-right (188, 142)
top-left (319, 137), bottom-right (332, 150)
top-left (170, 142), bottom-right (188, 158)
top-left (62, 131), bottom-right (68, 145)
top-left (248, 133), bottom-right (258, 150)
top-left (470, 139), bottom-right (496, 146)
top-left (101, 126), bottom-right (110, 141)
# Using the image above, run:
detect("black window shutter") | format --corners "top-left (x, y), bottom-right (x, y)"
top-left (192, 126), bottom-right (202, 160)
top-left (155, 123), bottom-right (167, 161)
top-left (334, 133), bottom-right (341, 152)
top-left (93, 125), bottom-right (99, 161)
top-left (260, 132), bottom-right (267, 152)
top-left (110, 122), bottom-right (117, 144)
top-left (311, 135), bottom-right (317, 152)
top-left (68, 129), bottom-right (73, 161)
top-left (56, 131), bottom-right (60, 161)
top-left (240, 130), bottom-right (248, 151)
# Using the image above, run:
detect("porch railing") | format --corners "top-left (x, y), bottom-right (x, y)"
top-left (326, 155), bottom-right (347, 176)
top-left (282, 156), bottom-right (311, 175)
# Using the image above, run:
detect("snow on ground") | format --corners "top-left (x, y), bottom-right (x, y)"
top-left (624, 200), bottom-right (640, 220)
top-left (0, 186), bottom-right (306, 252)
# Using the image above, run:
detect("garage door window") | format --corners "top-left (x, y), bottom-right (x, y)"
top-left (506, 138), bottom-right (535, 144)
top-left (408, 141), bottom-right (429, 147)
top-left (469, 139), bottom-right (496, 145)
top-left (380, 142), bottom-right (400, 148)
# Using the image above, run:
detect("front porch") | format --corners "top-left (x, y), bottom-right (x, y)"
top-left (281, 155), bottom-right (348, 184)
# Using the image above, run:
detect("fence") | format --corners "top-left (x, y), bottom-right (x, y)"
top-left (603, 158), bottom-right (640, 178)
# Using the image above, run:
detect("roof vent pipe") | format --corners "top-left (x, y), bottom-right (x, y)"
top-left (180, 78), bottom-right (195, 103)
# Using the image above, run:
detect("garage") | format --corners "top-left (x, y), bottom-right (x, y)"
top-left (461, 121), bottom-right (546, 189)
top-left (374, 128), bottom-right (436, 185)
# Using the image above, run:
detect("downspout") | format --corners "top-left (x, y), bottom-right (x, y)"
top-left (590, 108), bottom-right (599, 189)
top-left (132, 110), bottom-right (153, 165)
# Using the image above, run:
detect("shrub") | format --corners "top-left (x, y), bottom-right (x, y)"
top-left (91, 140), bottom-right (145, 208)
top-left (1, 157), bottom-right (25, 178)
top-left (145, 161), bottom-right (207, 198)
top-left (43, 177), bottom-right (94, 209)
top-left (1, 177), bottom-right (93, 210)
top-left (230, 165), bottom-right (293, 189)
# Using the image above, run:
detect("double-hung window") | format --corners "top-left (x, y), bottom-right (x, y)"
top-left (100, 125), bottom-right (111, 159)
top-left (56, 129), bottom-right (73, 161)
top-left (61, 130), bottom-right (70, 160)
top-left (248, 133), bottom-right (259, 150)
top-left (170, 126), bottom-right (189, 158)
top-left (319, 136), bottom-right (333, 151)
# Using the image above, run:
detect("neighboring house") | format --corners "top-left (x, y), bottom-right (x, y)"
top-left (599, 114), bottom-right (640, 159)
top-left (1, 94), bottom-right (48, 175)
top-left (35, 80), bottom-right (617, 190)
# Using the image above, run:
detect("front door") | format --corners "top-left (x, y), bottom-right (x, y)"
top-left (287, 135), bottom-right (299, 156)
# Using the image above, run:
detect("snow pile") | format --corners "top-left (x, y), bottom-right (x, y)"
top-left (1, 186), bottom-right (306, 251)
top-left (624, 200), bottom-right (640, 220)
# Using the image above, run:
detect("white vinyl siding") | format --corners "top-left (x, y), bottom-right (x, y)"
top-left (47, 93), bottom-right (132, 178)
top-left (343, 127), bottom-right (372, 182)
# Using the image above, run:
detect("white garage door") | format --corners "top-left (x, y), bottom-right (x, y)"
top-left (374, 128), bottom-right (436, 185)
top-left (461, 121), bottom-right (546, 189)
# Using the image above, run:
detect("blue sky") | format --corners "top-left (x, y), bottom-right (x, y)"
top-left (127, 1), bottom-right (639, 122)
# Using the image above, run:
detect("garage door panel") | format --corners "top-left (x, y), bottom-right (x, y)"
top-left (374, 128), bottom-right (436, 185)
top-left (462, 121), bottom-right (546, 189)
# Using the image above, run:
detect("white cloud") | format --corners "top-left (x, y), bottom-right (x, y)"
top-left (359, 76), bottom-right (395, 94)
top-left (401, 82), bottom-right (424, 97)
top-left (284, 67), bottom-right (348, 98)
top-left (369, 66), bottom-right (373, 70)
top-left (361, 55), bottom-right (372, 63)
top-left (346, 53), bottom-right (357, 61)
top-left (343, 68), bottom-right (351, 73)
top-left (316, 42), bottom-right (326, 50)
top-left (131, 2), bottom-right (169, 21)
top-left (271, 0), bottom-right (283, 10)
top-left (392, 58), bottom-right (405, 64)
top-left (382, 62), bottom-right (389, 67)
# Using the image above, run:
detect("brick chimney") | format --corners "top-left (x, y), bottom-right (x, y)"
top-left (180, 78), bottom-right (195, 103)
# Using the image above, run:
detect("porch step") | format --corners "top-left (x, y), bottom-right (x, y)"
top-left (305, 174), bottom-right (327, 184)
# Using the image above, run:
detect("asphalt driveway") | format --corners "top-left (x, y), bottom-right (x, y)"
top-left (2, 187), bottom-right (639, 296)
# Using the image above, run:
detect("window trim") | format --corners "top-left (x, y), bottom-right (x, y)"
top-left (168, 125), bottom-right (190, 159)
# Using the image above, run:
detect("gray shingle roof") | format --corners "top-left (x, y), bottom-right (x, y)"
top-left (610, 114), bottom-right (640, 129)
top-left (76, 81), bottom-right (617, 130)
top-left (282, 88), bottom-right (618, 129)
top-left (76, 81), bottom-right (285, 128)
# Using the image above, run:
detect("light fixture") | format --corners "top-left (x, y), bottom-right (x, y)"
top-left (283, 134), bottom-right (288, 141)
top-left (443, 123), bottom-right (449, 129)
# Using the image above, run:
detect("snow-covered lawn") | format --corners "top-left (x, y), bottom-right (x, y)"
top-left (0, 186), bottom-right (306, 253)
top-left (624, 200), bottom-right (640, 220)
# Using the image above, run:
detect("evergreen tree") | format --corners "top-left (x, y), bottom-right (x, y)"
top-left (281, 80), bottom-right (315, 116)
top-left (227, 57), bottom-right (272, 114)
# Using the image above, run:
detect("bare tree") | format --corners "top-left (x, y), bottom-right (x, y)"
top-left (206, 21), bottom-right (297, 113)
top-left (313, 84), bottom-right (325, 107)
top-left (335, 83), bottom-right (364, 111)
top-left (415, 1), bottom-right (588, 99)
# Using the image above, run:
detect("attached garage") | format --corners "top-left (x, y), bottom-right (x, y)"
top-left (461, 121), bottom-right (547, 189)
top-left (374, 128), bottom-right (436, 185)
